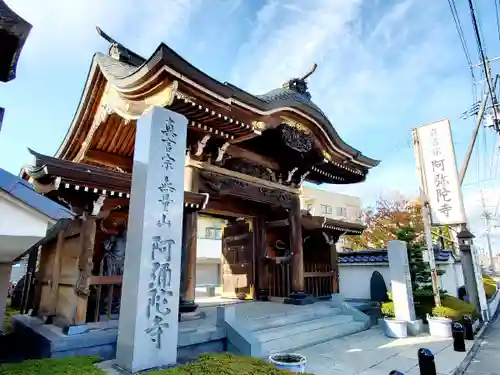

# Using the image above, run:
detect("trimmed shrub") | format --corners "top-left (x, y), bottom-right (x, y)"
top-left (381, 301), bottom-right (395, 317)
top-left (431, 295), bottom-right (477, 321)
top-left (483, 276), bottom-right (497, 299)
top-left (383, 295), bottom-right (477, 322)
top-left (151, 353), bottom-right (313, 374)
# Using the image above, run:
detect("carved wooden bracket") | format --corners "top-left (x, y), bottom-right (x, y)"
top-left (194, 135), bottom-right (211, 157)
top-left (223, 158), bottom-right (277, 183)
top-left (298, 171), bottom-right (310, 187)
top-left (200, 171), bottom-right (294, 208)
top-left (216, 142), bottom-right (230, 162)
top-left (91, 194), bottom-right (106, 216)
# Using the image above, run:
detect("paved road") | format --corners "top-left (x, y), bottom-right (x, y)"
top-left (464, 313), bottom-right (500, 374)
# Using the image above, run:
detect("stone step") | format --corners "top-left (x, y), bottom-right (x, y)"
top-left (256, 314), bottom-right (354, 342)
top-left (260, 318), bottom-right (366, 355)
top-left (245, 307), bottom-right (342, 332)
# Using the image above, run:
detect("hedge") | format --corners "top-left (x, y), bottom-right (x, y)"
top-left (382, 294), bottom-right (477, 321)
top-left (0, 354), bottom-right (314, 375)
top-left (483, 276), bottom-right (497, 299)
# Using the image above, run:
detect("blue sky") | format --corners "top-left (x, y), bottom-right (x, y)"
top-left (1, 0), bottom-right (500, 250)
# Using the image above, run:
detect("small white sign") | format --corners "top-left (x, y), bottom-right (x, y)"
top-left (416, 120), bottom-right (466, 225)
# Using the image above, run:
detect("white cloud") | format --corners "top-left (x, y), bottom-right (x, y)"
top-left (5, 0), bottom-right (201, 63)
top-left (230, 0), bottom-right (478, 211)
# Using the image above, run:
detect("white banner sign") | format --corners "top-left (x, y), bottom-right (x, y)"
top-left (416, 119), bottom-right (466, 225)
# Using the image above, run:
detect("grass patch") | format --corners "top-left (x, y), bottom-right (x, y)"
top-left (3, 299), bottom-right (19, 334)
top-left (0, 354), bottom-right (314, 375)
top-left (0, 356), bottom-right (104, 375)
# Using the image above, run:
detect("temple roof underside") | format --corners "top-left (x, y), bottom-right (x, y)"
top-left (55, 28), bottom-right (380, 186)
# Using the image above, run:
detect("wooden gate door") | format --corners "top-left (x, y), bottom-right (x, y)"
top-left (220, 220), bottom-right (254, 300)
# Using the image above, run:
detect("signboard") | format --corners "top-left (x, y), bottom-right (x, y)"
top-left (416, 120), bottom-right (466, 225)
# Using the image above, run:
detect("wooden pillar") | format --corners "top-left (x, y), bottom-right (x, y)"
top-left (20, 246), bottom-right (38, 315)
top-left (254, 217), bottom-right (269, 301)
top-left (73, 216), bottom-right (96, 325)
top-left (49, 231), bottom-right (64, 315)
top-left (289, 194), bottom-right (305, 294)
top-left (180, 211), bottom-right (198, 303)
top-left (328, 233), bottom-right (340, 294)
top-left (179, 165), bottom-right (199, 313)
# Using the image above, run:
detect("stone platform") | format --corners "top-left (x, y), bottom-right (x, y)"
top-left (11, 298), bottom-right (370, 363)
top-left (12, 303), bottom-right (226, 362)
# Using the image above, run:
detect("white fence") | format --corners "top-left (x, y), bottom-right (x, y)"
top-left (338, 260), bottom-right (464, 300)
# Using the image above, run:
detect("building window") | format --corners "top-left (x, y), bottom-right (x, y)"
top-left (335, 207), bottom-right (347, 217)
top-left (205, 227), bottom-right (222, 240)
top-left (320, 204), bottom-right (332, 215)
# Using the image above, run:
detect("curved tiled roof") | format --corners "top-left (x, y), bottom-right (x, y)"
top-left (257, 87), bottom-right (327, 118)
top-left (338, 249), bottom-right (455, 264)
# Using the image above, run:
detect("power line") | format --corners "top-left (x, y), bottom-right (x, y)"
top-left (495, 0), bottom-right (500, 44)
top-left (448, 0), bottom-right (475, 80)
top-left (468, 0), bottom-right (498, 120)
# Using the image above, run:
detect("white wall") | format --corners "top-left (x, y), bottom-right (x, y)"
top-left (0, 191), bottom-right (49, 262)
top-left (338, 261), bottom-right (464, 300)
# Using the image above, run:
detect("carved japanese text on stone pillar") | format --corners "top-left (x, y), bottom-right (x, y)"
top-left (145, 116), bottom-right (178, 349)
top-left (115, 107), bottom-right (186, 373)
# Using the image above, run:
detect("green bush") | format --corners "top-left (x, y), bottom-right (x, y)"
top-left (151, 354), bottom-right (313, 374)
top-left (483, 276), bottom-right (497, 299)
top-left (381, 301), bottom-right (395, 317)
top-left (0, 356), bottom-right (103, 375)
top-left (431, 295), bottom-right (477, 321)
top-left (0, 354), bottom-right (314, 375)
top-left (382, 295), bottom-right (477, 322)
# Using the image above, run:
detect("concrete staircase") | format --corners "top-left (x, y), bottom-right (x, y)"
top-left (219, 301), bottom-right (370, 357)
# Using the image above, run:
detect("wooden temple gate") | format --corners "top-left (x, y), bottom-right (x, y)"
top-left (17, 27), bottom-right (378, 328)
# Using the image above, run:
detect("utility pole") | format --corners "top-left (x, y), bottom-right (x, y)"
top-left (480, 191), bottom-right (496, 274)
top-left (412, 129), bottom-right (441, 307)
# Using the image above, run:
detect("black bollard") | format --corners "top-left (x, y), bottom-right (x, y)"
top-left (463, 316), bottom-right (474, 340)
top-left (418, 348), bottom-right (437, 375)
top-left (452, 322), bottom-right (466, 352)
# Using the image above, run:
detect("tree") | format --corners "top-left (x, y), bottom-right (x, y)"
top-left (343, 192), bottom-right (453, 250)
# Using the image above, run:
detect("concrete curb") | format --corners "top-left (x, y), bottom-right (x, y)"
top-left (452, 307), bottom-right (500, 375)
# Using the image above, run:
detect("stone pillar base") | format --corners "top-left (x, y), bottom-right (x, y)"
top-left (179, 298), bottom-right (198, 314)
top-left (257, 289), bottom-right (269, 301)
top-left (284, 292), bottom-right (316, 305)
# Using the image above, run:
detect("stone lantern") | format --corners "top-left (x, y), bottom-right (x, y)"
top-left (457, 227), bottom-right (475, 252)
top-left (457, 226), bottom-right (480, 313)
top-left (0, 0), bottom-right (32, 83)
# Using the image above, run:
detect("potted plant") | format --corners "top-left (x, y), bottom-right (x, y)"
top-left (428, 296), bottom-right (477, 338)
top-left (380, 301), bottom-right (408, 338)
top-left (268, 353), bottom-right (307, 373)
top-left (427, 307), bottom-right (453, 338)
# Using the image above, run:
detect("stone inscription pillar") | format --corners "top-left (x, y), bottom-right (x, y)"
top-left (115, 107), bottom-right (187, 373)
top-left (387, 240), bottom-right (416, 321)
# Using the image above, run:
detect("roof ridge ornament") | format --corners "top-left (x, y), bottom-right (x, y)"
top-left (95, 26), bottom-right (145, 67)
top-left (282, 63), bottom-right (318, 100)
